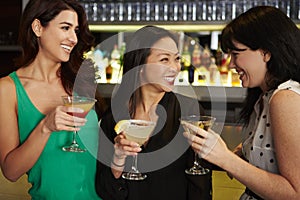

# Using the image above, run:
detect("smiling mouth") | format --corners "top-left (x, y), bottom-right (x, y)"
top-left (164, 76), bottom-right (176, 83)
top-left (61, 44), bottom-right (72, 52)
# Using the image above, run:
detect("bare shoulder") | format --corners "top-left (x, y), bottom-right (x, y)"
top-left (270, 89), bottom-right (300, 109)
top-left (269, 89), bottom-right (300, 121)
top-left (0, 75), bottom-right (16, 92)
top-left (0, 75), bottom-right (16, 102)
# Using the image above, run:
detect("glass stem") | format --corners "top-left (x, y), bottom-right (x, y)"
top-left (71, 131), bottom-right (78, 145)
top-left (131, 155), bottom-right (138, 173)
top-left (193, 152), bottom-right (200, 168)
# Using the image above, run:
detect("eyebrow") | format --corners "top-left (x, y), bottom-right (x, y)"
top-left (59, 22), bottom-right (79, 28)
top-left (157, 52), bottom-right (180, 56)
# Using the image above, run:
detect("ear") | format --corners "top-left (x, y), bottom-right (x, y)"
top-left (262, 50), bottom-right (271, 62)
top-left (31, 19), bottom-right (42, 37)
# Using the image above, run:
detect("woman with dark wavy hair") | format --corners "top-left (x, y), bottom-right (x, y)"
top-left (0, 0), bottom-right (102, 199)
top-left (184, 6), bottom-right (300, 200)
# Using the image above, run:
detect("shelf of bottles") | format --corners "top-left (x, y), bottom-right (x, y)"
top-left (83, 0), bottom-right (300, 88)
top-left (81, 0), bottom-right (300, 32)
top-left (85, 30), bottom-right (242, 88)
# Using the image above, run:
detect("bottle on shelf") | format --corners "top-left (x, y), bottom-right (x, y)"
top-left (231, 68), bottom-right (241, 87)
top-left (109, 44), bottom-right (121, 83)
top-left (219, 54), bottom-right (230, 86)
top-left (181, 43), bottom-right (191, 68)
top-left (209, 57), bottom-right (220, 86)
top-left (201, 44), bottom-right (212, 69)
top-left (192, 43), bottom-right (201, 68)
top-left (176, 43), bottom-right (191, 85)
top-left (196, 64), bottom-right (209, 86)
top-left (194, 44), bottom-right (211, 85)
top-left (105, 64), bottom-right (113, 83)
top-left (215, 41), bottom-right (223, 67)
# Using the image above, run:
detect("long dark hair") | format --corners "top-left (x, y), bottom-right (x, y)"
top-left (16, 0), bottom-right (94, 93)
top-left (221, 6), bottom-right (300, 125)
top-left (16, 0), bottom-right (106, 118)
top-left (111, 25), bottom-right (179, 120)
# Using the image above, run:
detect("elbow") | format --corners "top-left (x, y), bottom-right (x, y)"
top-left (2, 173), bottom-right (19, 182)
top-left (1, 169), bottom-right (21, 182)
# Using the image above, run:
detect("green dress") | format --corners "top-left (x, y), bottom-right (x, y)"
top-left (9, 71), bottom-right (101, 200)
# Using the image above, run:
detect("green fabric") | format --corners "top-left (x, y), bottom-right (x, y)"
top-left (9, 71), bottom-right (101, 200)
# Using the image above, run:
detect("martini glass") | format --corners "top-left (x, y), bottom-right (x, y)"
top-left (121, 119), bottom-right (156, 180)
top-left (62, 95), bottom-right (97, 153)
top-left (181, 115), bottom-right (216, 175)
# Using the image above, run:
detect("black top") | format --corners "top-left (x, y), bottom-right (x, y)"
top-left (96, 92), bottom-right (212, 200)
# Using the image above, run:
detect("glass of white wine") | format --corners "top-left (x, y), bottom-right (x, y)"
top-left (180, 115), bottom-right (216, 175)
top-left (116, 119), bottom-right (156, 181)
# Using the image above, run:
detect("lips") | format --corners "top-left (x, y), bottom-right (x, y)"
top-left (61, 44), bottom-right (72, 52)
top-left (163, 76), bottom-right (176, 84)
top-left (237, 70), bottom-right (245, 80)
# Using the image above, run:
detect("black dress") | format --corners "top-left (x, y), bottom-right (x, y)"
top-left (96, 92), bottom-right (212, 200)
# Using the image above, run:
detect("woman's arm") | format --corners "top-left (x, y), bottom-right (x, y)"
top-left (184, 89), bottom-right (300, 199)
top-left (0, 77), bottom-right (87, 181)
top-left (96, 115), bottom-right (141, 199)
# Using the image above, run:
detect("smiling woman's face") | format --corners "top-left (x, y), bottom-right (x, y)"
top-left (228, 40), bottom-right (270, 91)
top-left (140, 37), bottom-right (181, 92)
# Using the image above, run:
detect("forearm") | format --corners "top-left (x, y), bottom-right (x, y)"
top-left (111, 154), bottom-right (126, 179)
top-left (220, 151), bottom-right (298, 199)
top-left (2, 119), bottom-right (51, 181)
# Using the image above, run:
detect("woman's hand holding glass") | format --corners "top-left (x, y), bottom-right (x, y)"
top-left (42, 105), bottom-right (87, 134)
top-left (113, 132), bottom-right (142, 160)
top-left (111, 132), bottom-right (142, 178)
top-left (182, 122), bottom-right (229, 166)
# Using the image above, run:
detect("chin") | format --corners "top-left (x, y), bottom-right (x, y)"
top-left (162, 85), bottom-right (174, 92)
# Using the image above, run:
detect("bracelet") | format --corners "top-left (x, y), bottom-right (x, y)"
top-left (113, 153), bottom-right (126, 159)
top-left (111, 160), bottom-right (125, 168)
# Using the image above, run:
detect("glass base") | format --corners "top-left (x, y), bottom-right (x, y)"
top-left (62, 144), bottom-right (86, 153)
top-left (185, 167), bottom-right (210, 175)
top-left (122, 172), bottom-right (147, 181)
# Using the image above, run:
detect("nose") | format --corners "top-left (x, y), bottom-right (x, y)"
top-left (170, 60), bottom-right (181, 72)
top-left (68, 30), bottom-right (78, 45)
top-left (227, 56), bottom-right (235, 69)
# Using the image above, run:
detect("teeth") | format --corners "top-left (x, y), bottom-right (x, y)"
top-left (61, 45), bottom-right (71, 51)
top-left (238, 71), bottom-right (244, 76)
top-left (164, 77), bottom-right (175, 82)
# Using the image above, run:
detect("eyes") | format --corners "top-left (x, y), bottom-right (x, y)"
top-left (61, 25), bottom-right (80, 35)
top-left (159, 55), bottom-right (181, 63)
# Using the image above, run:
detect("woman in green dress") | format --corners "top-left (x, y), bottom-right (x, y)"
top-left (0, 0), bottom-right (102, 199)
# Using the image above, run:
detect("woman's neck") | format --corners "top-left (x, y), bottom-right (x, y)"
top-left (19, 57), bottom-right (61, 83)
top-left (134, 87), bottom-right (165, 121)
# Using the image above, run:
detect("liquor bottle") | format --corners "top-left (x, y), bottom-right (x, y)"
top-left (181, 44), bottom-right (191, 68)
top-left (192, 44), bottom-right (201, 68)
top-left (106, 64), bottom-right (113, 83)
top-left (177, 44), bottom-right (191, 84)
top-left (209, 57), bottom-right (220, 85)
top-left (201, 44), bottom-right (212, 69)
top-left (110, 44), bottom-right (121, 83)
top-left (219, 54), bottom-right (230, 86)
top-left (215, 42), bottom-right (223, 67)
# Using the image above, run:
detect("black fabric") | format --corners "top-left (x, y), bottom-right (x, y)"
top-left (96, 92), bottom-right (212, 200)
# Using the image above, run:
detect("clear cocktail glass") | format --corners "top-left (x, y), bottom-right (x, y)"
top-left (180, 115), bottom-right (216, 175)
top-left (120, 119), bottom-right (156, 180)
top-left (61, 95), bottom-right (97, 153)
